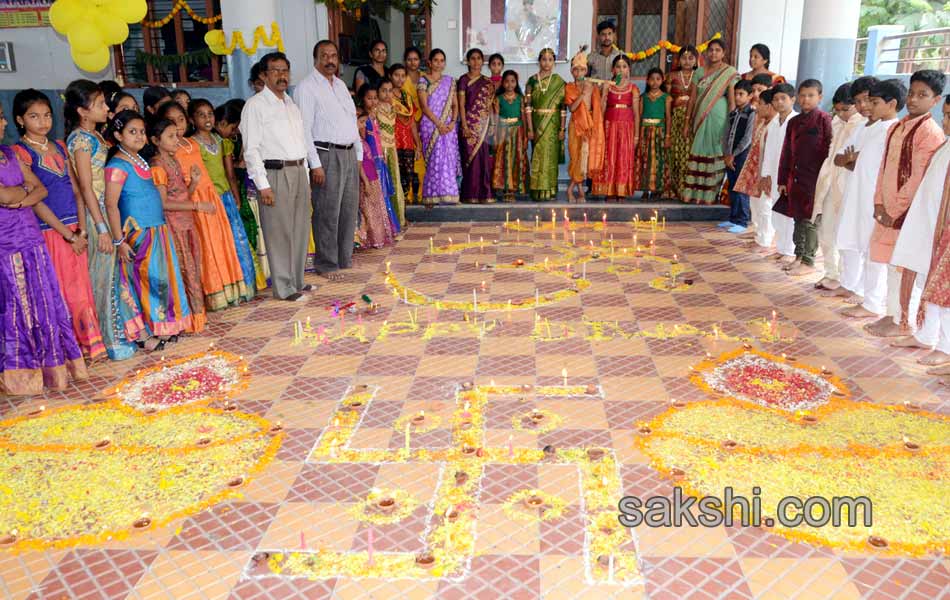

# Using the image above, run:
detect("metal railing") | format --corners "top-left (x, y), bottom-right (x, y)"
top-left (853, 37), bottom-right (868, 75)
top-left (877, 27), bottom-right (950, 73)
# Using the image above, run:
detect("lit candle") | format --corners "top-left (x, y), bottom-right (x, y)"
top-left (508, 434), bottom-right (514, 458)
top-left (480, 236), bottom-right (484, 247)
top-left (404, 289), bottom-right (408, 304)
top-left (602, 212), bottom-right (607, 227)
top-left (386, 261), bottom-right (391, 273)
top-left (571, 231), bottom-right (576, 246)
top-left (535, 215), bottom-right (540, 229)
top-left (561, 367), bottom-right (567, 386)
top-left (771, 310), bottom-right (777, 336)
top-left (429, 237), bottom-right (434, 253)
top-left (473, 288), bottom-right (478, 311)
top-left (608, 554), bottom-right (615, 583)
top-left (584, 212), bottom-right (588, 224)
top-left (462, 401), bottom-right (471, 418)
top-left (582, 261), bottom-right (586, 279)
top-left (448, 236), bottom-right (453, 245)
top-left (551, 209), bottom-right (556, 227)
top-left (367, 527), bottom-right (374, 565)
top-left (506, 211), bottom-right (510, 225)
top-left (467, 234), bottom-right (472, 243)
top-left (662, 216), bottom-right (666, 230)
top-left (481, 280), bottom-right (487, 291)
top-left (544, 257), bottom-right (549, 270)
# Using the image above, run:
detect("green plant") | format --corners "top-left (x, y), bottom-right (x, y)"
top-left (859, 0), bottom-right (950, 37)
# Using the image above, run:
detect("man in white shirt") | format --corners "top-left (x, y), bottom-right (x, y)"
top-left (240, 52), bottom-right (316, 301)
top-left (759, 85), bottom-right (797, 260)
top-left (294, 40), bottom-right (362, 283)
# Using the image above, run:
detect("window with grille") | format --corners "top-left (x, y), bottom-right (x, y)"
top-left (114, 0), bottom-right (226, 87)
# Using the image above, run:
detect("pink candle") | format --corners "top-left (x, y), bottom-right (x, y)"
top-left (367, 527), bottom-right (374, 565)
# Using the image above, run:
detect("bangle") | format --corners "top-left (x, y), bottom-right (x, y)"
top-left (78, 229), bottom-right (88, 239)
top-left (111, 237), bottom-right (125, 247)
top-left (63, 232), bottom-right (78, 243)
top-left (95, 221), bottom-right (109, 235)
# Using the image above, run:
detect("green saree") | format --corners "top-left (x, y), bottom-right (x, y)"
top-left (526, 73), bottom-right (566, 201)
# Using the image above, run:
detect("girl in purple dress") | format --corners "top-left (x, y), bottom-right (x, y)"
top-left (0, 103), bottom-right (88, 395)
top-left (418, 48), bottom-right (462, 206)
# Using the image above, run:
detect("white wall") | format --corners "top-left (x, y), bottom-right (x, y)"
top-left (276, 0), bottom-right (323, 83)
top-left (736, 0), bottom-right (804, 81)
top-left (0, 27), bottom-right (114, 90)
top-left (431, 0), bottom-right (594, 82)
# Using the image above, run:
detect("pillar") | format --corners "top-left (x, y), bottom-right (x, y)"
top-left (221, 0), bottom-right (278, 99)
top-left (796, 0), bottom-right (861, 106)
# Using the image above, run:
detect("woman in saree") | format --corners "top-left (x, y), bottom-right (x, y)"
top-left (741, 43), bottom-right (786, 85)
top-left (458, 48), bottom-right (496, 203)
top-left (525, 48), bottom-right (566, 201)
top-left (418, 48), bottom-right (462, 206)
top-left (402, 47), bottom-right (426, 203)
top-left (681, 39), bottom-right (738, 205)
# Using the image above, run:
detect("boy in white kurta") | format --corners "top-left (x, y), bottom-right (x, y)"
top-left (890, 97), bottom-right (950, 366)
top-left (812, 83), bottom-right (862, 292)
top-left (759, 84), bottom-right (797, 261)
top-left (839, 82), bottom-right (901, 319)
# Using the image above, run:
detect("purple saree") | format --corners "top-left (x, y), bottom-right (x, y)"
top-left (419, 75), bottom-right (462, 205)
top-left (458, 73), bottom-right (495, 203)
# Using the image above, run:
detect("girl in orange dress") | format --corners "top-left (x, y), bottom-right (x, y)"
top-left (155, 102), bottom-right (248, 311)
top-left (593, 55), bottom-right (639, 201)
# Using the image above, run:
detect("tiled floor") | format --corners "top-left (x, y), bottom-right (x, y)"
top-left (2, 221), bottom-right (948, 599)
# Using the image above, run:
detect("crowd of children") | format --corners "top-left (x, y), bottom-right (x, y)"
top-left (0, 80), bottom-right (272, 395)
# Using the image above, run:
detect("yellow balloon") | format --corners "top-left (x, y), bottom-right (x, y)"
top-left (106, 0), bottom-right (148, 24)
top-left (67, 21), bottom-right (104, 55)
top-left (204, 29), bottom-right (228, 55)
top-left (71, 45), bottom-right (111, 73)
top-left (94, 13), bottom-right (130, 46)
top-left (49, 0), bottom-right (87, 35)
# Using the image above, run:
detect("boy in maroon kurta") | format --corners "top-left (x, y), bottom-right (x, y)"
top-left (776, 79), bottom-right (833, 276)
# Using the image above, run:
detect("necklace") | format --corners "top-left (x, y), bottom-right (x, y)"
top-left (536, 72), bottom-right (554, 94)
top-left (177, 138), bottom-right (195, 154)
top-left (23, 135), bottom-right (49, 151)
top-left (195, 133), bottom-right (219, 155)
top-left (118, 146), bottom-right (149, 171)
top-left (678, 70), bottom-right (691, 91)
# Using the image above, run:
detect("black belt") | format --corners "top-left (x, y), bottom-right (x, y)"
top-left (264, 158), bottom-right (306, 170)
top-left (314, 141), bottom-right (354, 151)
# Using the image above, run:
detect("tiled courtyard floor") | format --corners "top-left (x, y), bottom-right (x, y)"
top-left (1, 221), bottom-right (948, 599)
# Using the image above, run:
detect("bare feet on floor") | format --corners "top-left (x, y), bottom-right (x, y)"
top-left (927, 362), bottom-right (950, 376)
top-left (841, 305), bottom-right (879, 319)
top-left (779, 255), bottom-right (797, 266)
top-left (864, 316), bottom-right (906, 337)
top-left (938, 375), bottom-right (950, 386)
top-left (815, 278), bottom-right (840, 290)
top-left (889, 336), bottom-right (929, 350)
top-left (820, 286), bottom-right (851, 298)
top-left (787, 263), bottom-right (816, 276)
top-left (919, 350), bottom-right (950, 366)
top-left (842, 292), bottom-right (864, 305)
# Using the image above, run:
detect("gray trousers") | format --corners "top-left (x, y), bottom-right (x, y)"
top-left (260, 165), bottom-right (310, 299)
top-left (312, 146), bottom-right (359, 273)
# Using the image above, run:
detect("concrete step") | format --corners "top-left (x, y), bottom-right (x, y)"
top-left (406, 199), bottom-right (729, 223)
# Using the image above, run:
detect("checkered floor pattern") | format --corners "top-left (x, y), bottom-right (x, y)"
top-left (1, 221), bottom-right (948, 599)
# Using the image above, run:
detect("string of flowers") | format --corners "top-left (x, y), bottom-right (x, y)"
top-left (142, 0), bottom-right (222, 28)
top-left (616, 31), bottom-right (722, 62)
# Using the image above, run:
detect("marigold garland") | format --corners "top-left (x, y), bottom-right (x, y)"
top-left (205, 21), bottom-right (284, 56)
top-left (142, 0), bottom-right (222, 28)
top-left (616, 32), bottom-right (722, 62)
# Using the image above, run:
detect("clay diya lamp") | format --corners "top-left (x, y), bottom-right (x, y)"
top-left (415, 553), bottom-right (436, 569)
top-left (600, 523), bottom-right (616, 536)
top-left (461, 381), bottom-right (474, 390)
top-left (95, 438), bottom-right (111, 449)
top-left (596, 554), bottom-right (611, 568)
top-left (355, 384), bottom-right (369, 391)
top-left (572, 273), bottom-right (582, 280)
top-left (454, 471), bottom-right (469, 486)
top-left (670, 467), bottom-right (686, 480)
top-left (269, 423), bottom-right (284, 434)
top-left (720, 438), bottom-right (739, 451)
top-left (592, 252), bottom-right (601, 259)
top-left (459, 420), bottom-right (473, 430)
top-left (903, 439), bottom-right (921, 453)
top-left (444, 508), bottom-right (461, 522)
top-left (520, 384), bottom-right (533, 392)
top-left (0, 532), bottom-right (17, 546)
top-left (671, 399), bottom-right (688, 408)
top-left (133, 516), bottom-right (152, 529)
top-left (783, 355), bottom-right (797, 362)
top-left (376, 496), bottom-right (397, 514)
top-left (683, 279), bottom-right (694, 286)
top-left (143, 407), bottom-right (158, 415)
top-left (867, 535), bottom-right (888, 549)
top-left (222, 402), bottom-right (237, 412)
top-left (587, 448), bottom-right (605, 462)
top-left (411, 412), bottom-right (426, 426)
top-left (228, 476), bottom-right (245, 488)
top-left (637, 425), bottom-right (652, 436)
top-left (742, 343), bottom-right (753, 350)
top-left (523, 493), bottom-right (546, 511)
top-left (542, 445), bottom-right (557, 460)
top-left (27, 405), bottom-right (45, 416)
top-left (196, 437), bottom-right (212, 447)
top-left (585, 384), bottom-right (598, 395)
top-left (800, 414), bottom-right (819, 426)
top-left (903, 401), bottom-right (921, 412)
top-left (251, 552), bottom-right (270, 565)
top-left (460, 446), bottom-right (477, 457)
top-left (513, 259), bottom-right (525, 267)
top-left (820, 367), bottom-right (833, 377)
top-left (529, 410), bottom-right (545, 424)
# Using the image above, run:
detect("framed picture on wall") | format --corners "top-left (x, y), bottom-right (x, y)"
top-left (460, 0), bottom-right (571, 64)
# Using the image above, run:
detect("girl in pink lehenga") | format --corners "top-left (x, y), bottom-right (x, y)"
top-left (357, 112), bottom-right (395, 248)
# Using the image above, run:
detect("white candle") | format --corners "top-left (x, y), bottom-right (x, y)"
top-left (473, 289), bottom-right (478, 311)
top-left (506, 211), bottom-right (510, 225)
top-left (386, 261), bottom-right (391, 273)
top-left (608, 554), bottom-right (614, 583)
top-left (404, 423), bottom-right (411, 454)
top-left (367, 527), bottom-right (375, 565)
top-left (571, 231), bottom-right (576, 246)
top-left (535, 288), bottom-right (540, 306)
top-left (404, 289), bottom-right (408, 304)
top-left (561, 367), bottom-right (567, 386)
top-left (582, 261), bottom-right (586, 279)
top-left (429, 237), bottom-right (434, 252)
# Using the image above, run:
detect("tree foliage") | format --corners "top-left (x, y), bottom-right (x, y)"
top-left (859, 0), bottom-right (950, 37)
